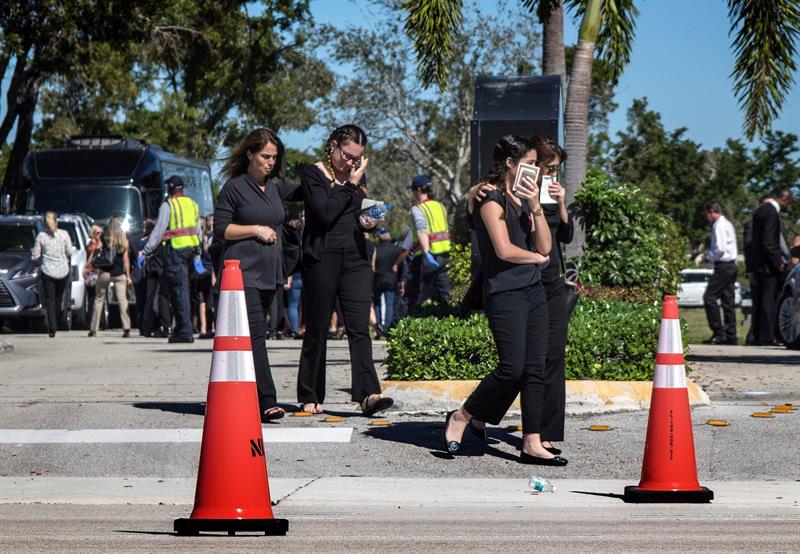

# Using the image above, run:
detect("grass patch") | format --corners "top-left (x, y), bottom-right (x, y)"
top-left (680, 307), bottom-right (750, 345)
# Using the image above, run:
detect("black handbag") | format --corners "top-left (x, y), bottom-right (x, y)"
top-left (91, 240), bottom-right (115, 271)
top-left (560, 243), bottom-right (580, 317)
top-left (282, 222), bottom-right (302, 277)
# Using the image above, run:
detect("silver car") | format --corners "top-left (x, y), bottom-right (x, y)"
top-left (776, 264), bottom-right (800, 349)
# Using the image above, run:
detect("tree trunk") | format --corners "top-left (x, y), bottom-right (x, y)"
top-left (563, 0), bottom-right (602, 259)
top-left (541, 0), bottom-right (567, 107)
top-left (0, 57), bottom-right (28, 147)
top-left (2, 75), bottom-right (40, 191)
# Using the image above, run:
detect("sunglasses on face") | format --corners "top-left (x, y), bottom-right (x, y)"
top-left (538, 163), bottom-right (559, 175)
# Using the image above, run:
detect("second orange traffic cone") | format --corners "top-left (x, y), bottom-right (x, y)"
top-left (623, 295), bottom-right (713, 503)
top-left (175, 260), bottom-right (288, 535)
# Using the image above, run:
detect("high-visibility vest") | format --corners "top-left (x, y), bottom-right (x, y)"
top-left (412, 199), bottom-right (450, 255)
top-left (163, 195), bottom-right (200, 249)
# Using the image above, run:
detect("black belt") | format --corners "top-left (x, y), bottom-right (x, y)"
top-left (713, 260), bottom-right (736, 266)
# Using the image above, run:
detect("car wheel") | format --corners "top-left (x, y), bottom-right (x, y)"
top-left (776, 292), bottom-right (800, 349)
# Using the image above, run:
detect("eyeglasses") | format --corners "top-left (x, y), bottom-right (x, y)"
top-left (337, 144), bottom-right (361, 163)
top-left (538, 163), bottom-right (559, 175)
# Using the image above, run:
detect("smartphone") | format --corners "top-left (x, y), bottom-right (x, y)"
top-left (511, 163), bottom-right (540, 197)
top-left (354, 157), bottom-right (362, 169)
top-left (539, 175), bottom-right (557, 204)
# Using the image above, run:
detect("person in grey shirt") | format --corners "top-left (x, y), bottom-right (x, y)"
top-left (31, 211), bottom-right (75, 337)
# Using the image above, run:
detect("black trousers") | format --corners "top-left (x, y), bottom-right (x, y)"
top-left (751, 270), bottom-right (779, 344)
top-left (406, 254), bottom-right (450, 313)
top-left (298, 248), bottom-right (382, 404)
top-left (464, 284), bottom-right (549, 433)
top-left (244, 287), bottom-right (278, 412)
top-left (41, 274), bottom-right (68, 335)
top-left (539, 278), bottom-right (569, 442)
top-left (140, 273), bottom-right (171, 336)
top-left (164, 247), bottom-right (193, 339)
top-left (703, 261), bottom-right (738, 340)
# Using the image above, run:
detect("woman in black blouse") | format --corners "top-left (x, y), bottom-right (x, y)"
top-left (443, 135), bottom-right (566, 466)
top-left (297, 124), bottom-right (393, 416)
top-left (214, 128), bottom-right (301, 422)
top-left (531, 134), bottom-right (573, 457)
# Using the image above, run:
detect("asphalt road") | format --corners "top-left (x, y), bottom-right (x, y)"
top-left (0, 331), bottom-right (798, 552)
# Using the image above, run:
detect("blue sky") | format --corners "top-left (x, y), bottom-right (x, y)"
top-left (283, 0), bottom-right (799, 152)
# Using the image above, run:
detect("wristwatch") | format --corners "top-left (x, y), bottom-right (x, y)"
top-left (531, 206), bottom-right (543, 217)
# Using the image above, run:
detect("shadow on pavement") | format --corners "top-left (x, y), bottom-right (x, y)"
top-left (570, 490), bottom-right (625, 501)
top-left (686, 353), bottom-right (800, 365)
top-left (114, 530), bottom-right (177, 536)
top-left (133, 401), bottom-right (205, 416)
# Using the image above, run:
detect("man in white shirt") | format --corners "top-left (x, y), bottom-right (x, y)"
top-left (702, 201), bottom-right (739, 345)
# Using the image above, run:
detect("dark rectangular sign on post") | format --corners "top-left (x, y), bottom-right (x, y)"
top-left (470, 76), bottom-right (562, 184)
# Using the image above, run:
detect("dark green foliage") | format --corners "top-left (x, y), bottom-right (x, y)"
top-left (447, 243), bottom-right (472, 306)
top-left (575, 169), bottom-right (686, 294)
top-left (385, 298), bottom-right (689, 381)
top-left (386, 314), bottom-right (497, 380)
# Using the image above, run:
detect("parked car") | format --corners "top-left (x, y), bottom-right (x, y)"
top-left (0, 213), bottom-right (93, 331)
top-left (677, 268), bottom-right (742, 307)
top-left (775, 264), bottom-right (800, 349)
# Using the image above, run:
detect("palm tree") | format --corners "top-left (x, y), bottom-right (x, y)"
top-left (401, 0), bottom-right (800, 254)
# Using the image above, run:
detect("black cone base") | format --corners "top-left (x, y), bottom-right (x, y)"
top-left (623, 485), bottom-right (713, 503)
top-left (174, 517), bottom-right (288, 536)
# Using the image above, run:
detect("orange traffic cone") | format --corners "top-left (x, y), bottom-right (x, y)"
top-left (623, 295), bottom-right (713, 503)
top-left (175, 260), bottom-right (288, 535)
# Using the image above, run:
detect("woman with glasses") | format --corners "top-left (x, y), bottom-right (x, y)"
top-left (296, 124), bottom-right (393, 417)
top-left (530, 134), bottom-right (572, 458)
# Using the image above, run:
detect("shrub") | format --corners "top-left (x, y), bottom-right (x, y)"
top-left (385, 298), bottom-right (690, 381)
top-left (575, 170), bottom-right (687, 295)
top-left (447, 242), bottom-right (473, 305)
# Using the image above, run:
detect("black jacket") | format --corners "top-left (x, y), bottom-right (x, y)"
top-left (213, 174), bottom-right (301, 289)
top-left (750, 202), bottom-right (783, 274)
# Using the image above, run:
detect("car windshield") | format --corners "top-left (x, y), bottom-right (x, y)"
top-left (28, 186), bottom-right (142, 226)
top-left (681, 273), bottom-right (710, 283)
top-left (0, 225), bottom-right (37, 252)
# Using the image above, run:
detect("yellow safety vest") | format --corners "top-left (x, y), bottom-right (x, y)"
top-left (413, 199), bottom-right (450, 255)
top-left (163, 195), bottom-right (200, 249)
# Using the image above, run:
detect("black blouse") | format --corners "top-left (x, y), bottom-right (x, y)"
top-left (300, 165), bottom-right (368, 263)
top-left (540, 204), bottom-right (574, 283)
top-left (213, 174), bottom-right (301, 290)
top-left (473, 190), bottom-right (540, 296)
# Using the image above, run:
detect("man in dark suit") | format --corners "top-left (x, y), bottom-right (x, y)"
top-left (749, 190), bottom-right (793, 345)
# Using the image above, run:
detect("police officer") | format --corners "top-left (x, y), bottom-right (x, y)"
top-left (404, 175), bottom-right (451, 312)
top-left (141, 176), bottom-right (202, 343)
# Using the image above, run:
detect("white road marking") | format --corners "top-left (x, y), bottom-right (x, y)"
top-left (0, 427), bottom-right (353, 444)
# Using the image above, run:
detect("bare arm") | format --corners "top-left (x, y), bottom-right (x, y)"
top-left (480, 202), bottom-right (548, 264)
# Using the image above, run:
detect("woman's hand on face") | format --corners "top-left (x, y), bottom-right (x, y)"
top-left (515, 175), bottom-right (541, 208)
top-left (349, 157), bottom-right (369, 184)
top-left (549, 180), bottom-right (565, 204)
top-left (256, 225), bottom-right (278, 244)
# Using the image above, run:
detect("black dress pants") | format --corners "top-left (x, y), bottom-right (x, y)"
top-left (298, 248), bottom-right (382, 404)
top-left (464, 284), bottom-right (549, 433)
top-left (703, 261), bottom-right (738, 340)
top-left (752, 270), bottom-right (779, 344)
top-left (244, 287), bottom-right (278, 412)
top-left (538, 278), bottom-right (569, 441)
top-left (41, 274), bottom-right (68, 335)
top-left (140, 273), bottom-right (171, 336)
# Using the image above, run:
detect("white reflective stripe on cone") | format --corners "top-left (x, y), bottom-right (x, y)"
top-left (209, 350), bottom-right (256, 383)
top-left (215, 290), bottom-right (250, 338)
top-left (657, 318), bottom-right (683, 354)
top-left (653, 364), bottom-right (687, 389)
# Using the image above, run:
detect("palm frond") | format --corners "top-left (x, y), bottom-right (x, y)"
top-left (566, 0), bottom-right (637, 84)
top-left (401, 0), bottom-right (463, 90)
top-left (521, 0), bottom-right (562, 23)
top-left (728, 0), bottom-right (800, 139)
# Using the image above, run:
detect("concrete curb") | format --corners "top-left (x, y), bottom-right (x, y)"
top-left (380, 379), bottom-right (711, 415)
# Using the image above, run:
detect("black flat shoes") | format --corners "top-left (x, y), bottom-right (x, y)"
top-left (468, 420), bottom-right (487, 442)
top-left (444, 410), bottom-right (461, 454)
top-left (519, 451), bottom-right (568, 466)
top-left (544, 445), bottom-right (562, 455)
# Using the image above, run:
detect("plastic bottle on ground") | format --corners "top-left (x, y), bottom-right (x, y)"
top-left (528, 474), bottom-right (555, 493)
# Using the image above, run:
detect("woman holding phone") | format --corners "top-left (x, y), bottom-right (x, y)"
top-left (531, 134), bottom-right (572, 457)
top-left (296, 124), bottom-right (393, 417)
top-left (443, 135), bottom-right (566, 466)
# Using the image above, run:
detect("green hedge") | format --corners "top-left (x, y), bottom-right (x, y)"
top-left (386, 298), bottom-right (690, 381)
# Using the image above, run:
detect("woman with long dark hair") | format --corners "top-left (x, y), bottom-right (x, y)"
top-left (443, 135), bottom-right (566, 465)
top-left (531, 134), bottom-right (572, 457)
top-left (214, 128), bottom-right (301, 422)
top-left (296, 124), bottom-right (393, 416)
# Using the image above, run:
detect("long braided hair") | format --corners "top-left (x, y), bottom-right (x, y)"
top-left (322, 124), bottom-right (368, 195)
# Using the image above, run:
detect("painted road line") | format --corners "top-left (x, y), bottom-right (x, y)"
top-left (0, 427), bottom-right (353, 444)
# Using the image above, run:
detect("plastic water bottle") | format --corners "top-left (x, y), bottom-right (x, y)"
top-left (528, 474), bottom-right (555, 493)
top-left (368, 202), bottom-right (392, 220)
